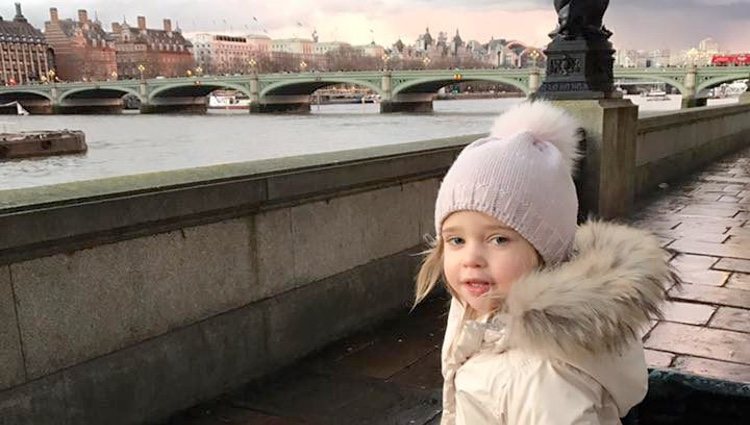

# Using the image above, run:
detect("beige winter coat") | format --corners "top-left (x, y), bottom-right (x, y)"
top-left (440, 221), bottom-right (676, 425)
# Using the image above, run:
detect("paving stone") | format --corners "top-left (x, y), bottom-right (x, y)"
top-left (231, 371), bottom-right (442, 425)
top-left (669, 284), bottom-right (750, 309)
top-left (670, 254), bottom-right (719, 272)
top-left (726, 226), bottom-right (750, 237)
top-left (704, 175), bottom-right (750, 185)
top-left (644, 349), bottom-right (674, 369)
top-left (645, 322), bottom-right (750, 364)
top-left (669, 254), bottom-right (729, 286)
top-left (718, 196), bottom-right (742, 203)
top-left (387, 349), bottom-right (442, 391)
top-left (661, 301), bottom-right (716, 325)
top-left (709, 307), bottom-right (750, 333)
top-left (320, 311), bottom-right (444, 380)
top-left (669, 239), bottom-right (750, 261)
top-left (672, 356), bottom-right (750, 384)
top-left (658, 231), bottom-right (728, 244)
top-left (713, 258), bottom-right (750, 274)
top-left (725, 273), bottom-right (750, 291)
top-left (164, 403), bottom-right (310, 425)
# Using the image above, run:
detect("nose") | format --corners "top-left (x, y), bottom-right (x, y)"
top-left (461, 242), bottom-right (486, 268)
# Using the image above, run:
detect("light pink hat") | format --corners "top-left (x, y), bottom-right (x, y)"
top-left (434, 101), bottom-right (583, 265)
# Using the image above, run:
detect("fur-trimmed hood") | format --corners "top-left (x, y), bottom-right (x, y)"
top-left (500, 220), bottom-right (677, 357)
top-left (441, 221), bottom-right (677, 422)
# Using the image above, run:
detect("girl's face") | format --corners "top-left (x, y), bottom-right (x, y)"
top-left (441, 211), bottom-right (540, 316)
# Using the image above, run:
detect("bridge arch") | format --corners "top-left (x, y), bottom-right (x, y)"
top-left (392, 76), bottom-right (531, 96)
top-left (148, 82), bottom-right (253, 102)
top-left (259, 78), bottom-right (382, 98)
top-left (59, 87), bottom-right (142, 102)
top-left (696, 74), bottom-right (749, 95)
top-left (0, 89), bottom-right (53, 102)
top-left (613, 74), bottom-right (688, 95)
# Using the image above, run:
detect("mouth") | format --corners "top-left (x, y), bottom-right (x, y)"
top-left (462, 280), bottom-right (492, 297)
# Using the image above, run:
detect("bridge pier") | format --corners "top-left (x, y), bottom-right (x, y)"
top-left (140, 104), bottom-right (208, 114)
top-left (52, 99), bottom-right (124, 114)
top-left (681, 96), bottom-right (708, 109)
top-left (248, 102), bottom-right (310, 114)
top-left (379, 93), bottom-right (434, 113)
top-left (249, 95), bottom-right (311, 114)
top-left (140, 97), bottom-right (208, 114)
top-left (379, 100), bottom-right (433, 113)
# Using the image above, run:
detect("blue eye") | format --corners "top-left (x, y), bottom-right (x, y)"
top-left (491, 236), bottom-right (509, 245)
top-left (446, 237), bottom-right (464, 246)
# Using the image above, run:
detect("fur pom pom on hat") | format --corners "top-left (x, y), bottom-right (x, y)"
top-left (434, 101), bottom-right (583, 265)
top-left (490, 101), bottom-right (582, 176)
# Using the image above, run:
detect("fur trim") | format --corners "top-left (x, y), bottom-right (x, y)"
top-left (498, 221), bottom-right (678, 357)
top-left (490, 101), bottom-right (583, 176)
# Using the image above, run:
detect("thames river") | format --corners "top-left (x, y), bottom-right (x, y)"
top-left (0, 96), bottom-right (739, 191)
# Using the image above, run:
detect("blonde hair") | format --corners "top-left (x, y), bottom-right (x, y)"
top-left (414, 236), bottom-right (452, 307)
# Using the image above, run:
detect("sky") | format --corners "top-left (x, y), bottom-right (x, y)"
top-left (4, 0), bottom-right (750, 52)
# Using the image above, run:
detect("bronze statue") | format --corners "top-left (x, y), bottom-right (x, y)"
top-left (549, 0), bottom-right (612, 39)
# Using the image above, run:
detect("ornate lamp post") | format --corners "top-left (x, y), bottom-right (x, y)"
top-left (186, 69), bottom-right (193, 77)
top-left (382, 53), bottom-right (390, 71)
top-left (46, 69), bottom-right (56, 84)
top-left (528, 50), bottom-right (540, 68)
top-left (195, 66), bottom-right (203, 77)
top-left (536, 0), bottom-right (615, 99)
top-left (111, 70), bottom-right (118, 81)
top-left (422, 56), bottom-right (431, 69)
top-left (299, 60), bottom-right (307, 73)
top-left (137, 64), bottom-right (145, 80)
top-left (248, 57), bottom-right (257, 75)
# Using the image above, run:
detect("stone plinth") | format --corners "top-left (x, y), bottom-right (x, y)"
top-left (554, 98), bottom-right (639, 219)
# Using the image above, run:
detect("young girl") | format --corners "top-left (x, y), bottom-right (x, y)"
top-left (414, 101), bottom-right (676, 424)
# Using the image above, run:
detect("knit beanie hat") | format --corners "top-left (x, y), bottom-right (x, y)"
top-left (434, 101), bottom-right (582, 265)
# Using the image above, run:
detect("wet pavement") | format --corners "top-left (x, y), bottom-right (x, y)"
top-left (164, 147), bottom-right (750, 424)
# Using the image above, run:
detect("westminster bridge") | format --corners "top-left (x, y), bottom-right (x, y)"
top-left (0, 65), bottom-right (748, 114)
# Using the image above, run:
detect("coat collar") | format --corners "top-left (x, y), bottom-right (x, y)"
top-left (495, 220), bottom-right (678, 359)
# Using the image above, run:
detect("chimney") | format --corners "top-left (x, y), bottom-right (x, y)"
top-left (137, 16), bottom-right (146, 31)
top-left (78, 9), bottom-right (88, 24)
top-left (13, 3), bottom-right (26, 22)
top-left (49, 7), bottom-right (58, 22)
top-left (163, 18), bottom-right (172, 33)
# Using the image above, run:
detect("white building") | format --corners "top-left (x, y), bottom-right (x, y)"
top-left (188, 32), bottom-right (270, 74)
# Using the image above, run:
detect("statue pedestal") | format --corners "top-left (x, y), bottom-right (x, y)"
top-left (536, 37), bottom-right (616, 100)
top-left (553, 98), bottom-right (639, 220)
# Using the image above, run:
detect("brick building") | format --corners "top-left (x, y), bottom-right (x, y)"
top-left (110, 17), bottom-right (194, 79)
top-left (44, 8), bottom-right (117, 82)
top-left (0, 3), bottom-right (53, 85)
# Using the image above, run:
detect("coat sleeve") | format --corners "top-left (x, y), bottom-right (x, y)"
top-left (501, 358), bottom-right (604, 425)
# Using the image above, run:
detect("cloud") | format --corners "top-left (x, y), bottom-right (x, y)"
top-left (2, 0), bottom-right (748, 51)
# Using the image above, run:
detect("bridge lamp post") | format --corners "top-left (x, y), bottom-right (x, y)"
top-left (186, 69), bottom-right (193, 77)
top-left (528, 50), bottom-right (540, 69)
top-left (46, 69), bottom-right (56, 85)
top-left (111, 70), bottom-right (118, 81)
top-left (299, 60), bottom-right (308, 73)
top-left (195, 66), bottom-right (203, 77)
top-left (381, 54), bottom-right (390, 71)
top-left (137, 64), bottom-right (145, 81)
top-left (422, 56), bottom-right (431, 69)
top-left (248, 57), bottom-right (257, 75)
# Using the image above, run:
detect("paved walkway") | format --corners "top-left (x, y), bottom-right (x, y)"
top-left (164, 147), bottom-right (750, 425)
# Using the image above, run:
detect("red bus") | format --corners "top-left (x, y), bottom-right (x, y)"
top-left (711, 54), bottom-right (750, 66)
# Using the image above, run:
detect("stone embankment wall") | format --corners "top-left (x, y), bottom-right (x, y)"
top-left (636, 102), bottom-right (750, 195)
top-left (0, 136), bottom-right (472, 424)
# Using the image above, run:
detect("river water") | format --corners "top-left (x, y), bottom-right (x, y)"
top-left (0, 95), bottom-right (739, 191)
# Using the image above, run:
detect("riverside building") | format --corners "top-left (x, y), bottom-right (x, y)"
top-left (0, 3), bottom-right (53, 85)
